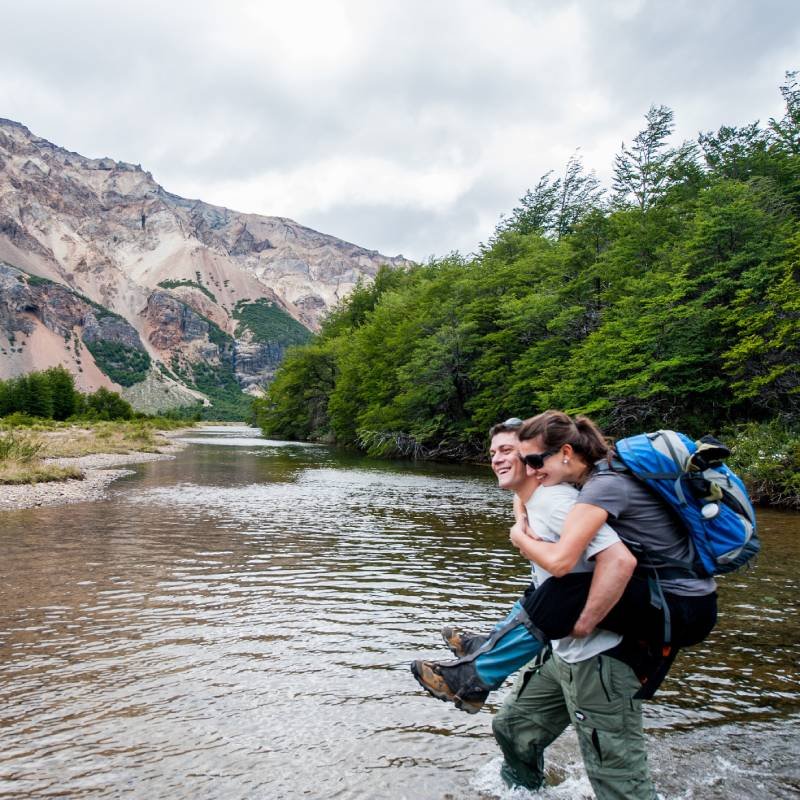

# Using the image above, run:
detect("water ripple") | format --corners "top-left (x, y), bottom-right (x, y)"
top-left (0, 427), bottom-right (797, 799)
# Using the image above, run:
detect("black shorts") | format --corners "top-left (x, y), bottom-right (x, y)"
top-left (521, 572), bottom-right (718, 648)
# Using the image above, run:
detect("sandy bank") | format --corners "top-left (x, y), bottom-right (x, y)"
top-left (0, 436), bottom-right (187, 512)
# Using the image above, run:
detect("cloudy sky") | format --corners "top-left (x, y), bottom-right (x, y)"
top-left (1, 1), bottom-right (798, 261)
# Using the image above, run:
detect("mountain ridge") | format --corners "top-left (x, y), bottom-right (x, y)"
top-left (0, 119), bottom-right (410, 414)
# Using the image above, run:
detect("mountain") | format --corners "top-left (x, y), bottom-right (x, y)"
top-left (0, 119), bottom-right (409, 415)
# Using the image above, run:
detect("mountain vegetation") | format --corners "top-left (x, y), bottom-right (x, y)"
top-left (83, 340), bottom-right (152, 387)
top-left (233, 299), bottom-right (313, 346)
top-left (157, 278), bottom-right (218, 303)
top-left (255, 72), bottom-right (800, 505)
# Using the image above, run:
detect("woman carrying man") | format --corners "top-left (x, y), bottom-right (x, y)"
top-left (412, 410), bottom-right (718, 798)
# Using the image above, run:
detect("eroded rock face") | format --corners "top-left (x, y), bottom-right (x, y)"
top-left (0, 118), bottom-right (412, 411)
top-left (234, 341), bottom-right (286, 390)
top-left (0, 262), bottom-right (148, 391)
top-left (145, 291), bottom-right (211, 350)
top-left (0, 263), bottom-right (142, 348)
top-left (82, 313), bottom-right (145, 351)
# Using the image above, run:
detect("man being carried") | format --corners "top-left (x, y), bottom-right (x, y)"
top-left (412, 417), bottom-right (634, 717)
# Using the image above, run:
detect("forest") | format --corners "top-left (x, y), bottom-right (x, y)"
top-left (256, 73), bottom-right (800, 505)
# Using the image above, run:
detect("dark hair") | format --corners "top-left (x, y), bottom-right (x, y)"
top-left (517, 410), bottom-right (611, 463)
top-left (488, 417), bottom-right (524, 438)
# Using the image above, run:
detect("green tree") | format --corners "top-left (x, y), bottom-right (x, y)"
top-left (22, 373), bottom-right (54, 419)
top-left (496, 152), bottom-right (604, 241)
top-left (613, 105), bottom-right (698, 212)
top-left (85, 387), bottom-right (134, 420)
top-left (698, 123), bottom-right (770, 181)
top-left (769, 69), bottom-right (800, 155)
top-left (44, 365), bottom-right (78, 420)
top-left (256, 72), bottom-right (800, 463)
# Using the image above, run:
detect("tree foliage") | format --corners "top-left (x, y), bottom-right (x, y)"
top-left (0, 368), bottom-right (134, 421)
top-left (255, 72), bottom-right (800, 465)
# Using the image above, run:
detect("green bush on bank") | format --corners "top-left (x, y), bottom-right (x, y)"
top-left (725, 421), bottom-right (800, 509)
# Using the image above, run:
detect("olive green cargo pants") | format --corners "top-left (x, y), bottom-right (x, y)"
top-left (492, 652), bottom-right (657, 800)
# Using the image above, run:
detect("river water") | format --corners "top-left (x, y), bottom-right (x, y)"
top-left (0, 426), bottom-right (797, 799)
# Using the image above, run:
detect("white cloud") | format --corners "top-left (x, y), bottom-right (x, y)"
top-left (0, 0), bottom-right (797, 259)
top-left (181, 155), bottom-right (478, 218)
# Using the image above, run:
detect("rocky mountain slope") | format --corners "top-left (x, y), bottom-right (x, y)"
top-left (0, 119), bottom-right (409, 414)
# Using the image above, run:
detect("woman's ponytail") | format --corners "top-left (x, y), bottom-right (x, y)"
top-left (519, 410), bottom-right (611, 463)
top-left (572, 415), bottom-right (611, 463)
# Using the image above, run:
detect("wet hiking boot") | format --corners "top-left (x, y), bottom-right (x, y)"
top-left (410, 659), bottom-right (489, 714)
top-left (440, 625), bottom-right (489, 658)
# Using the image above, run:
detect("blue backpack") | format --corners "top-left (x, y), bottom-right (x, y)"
top-left (610, 430), bottom-right (759, 578)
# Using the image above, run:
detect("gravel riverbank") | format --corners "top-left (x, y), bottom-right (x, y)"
top-left (0, 438), bottom-right (187, 512)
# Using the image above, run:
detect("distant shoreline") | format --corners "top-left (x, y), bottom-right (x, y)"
top-left (0, 431), bottom-right (189, 512)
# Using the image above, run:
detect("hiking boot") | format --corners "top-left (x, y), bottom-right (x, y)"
top-left (410, 659), bottom-right (489, 714)
top-left (440, 625), bottom-right (488, 658)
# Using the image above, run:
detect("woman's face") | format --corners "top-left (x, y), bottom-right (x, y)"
top-left (517, 436), bottom-right (580, 486)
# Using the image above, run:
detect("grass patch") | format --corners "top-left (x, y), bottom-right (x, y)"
top-left (0, 418), bottom-right (194, 485)
top-left (0, 413), bottom-right (60, 431)
top-left (0, 463), bottom-right (83, 485)
top-left (0, 430), bottom-right (44, 461)
top-left (158, 279), bottom-right (218, 303)
top-left (0, 430), bottom-right (82, 484)
top-left (40, 422), bottom-right (171, 458)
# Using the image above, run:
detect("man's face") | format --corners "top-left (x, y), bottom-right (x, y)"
top-left (490, 431), bottom-right (528, 490)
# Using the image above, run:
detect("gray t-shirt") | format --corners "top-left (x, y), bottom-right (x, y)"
top-left (578, 469), bottom-right (716, 596)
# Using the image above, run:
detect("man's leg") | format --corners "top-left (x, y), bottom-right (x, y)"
top-left (471, 600), bottom-right (546, 689)
top-left (491, 653), bottom-right (570, 791)
top-left (559, 654), bottom-right (658, 800)
top-left (413, 601), bottom-right (546, 711)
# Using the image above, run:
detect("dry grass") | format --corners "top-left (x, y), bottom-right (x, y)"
top-left (39, 422), bottom-right (170, 458)
top-left (0, 422), bottom-right (176, 485)
top-left (0, 462), bottom-right (83, 485)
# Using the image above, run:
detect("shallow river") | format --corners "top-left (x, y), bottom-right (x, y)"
top-left (0, 426), bottom-right (798, 799)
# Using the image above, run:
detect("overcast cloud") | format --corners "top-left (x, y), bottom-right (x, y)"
top-left (1, 0), bottom-right (798, 260)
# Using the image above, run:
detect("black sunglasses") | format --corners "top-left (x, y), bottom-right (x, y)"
top-left (518, 449), bottom-right (558, 469)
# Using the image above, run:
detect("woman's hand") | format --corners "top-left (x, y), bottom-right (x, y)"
top-left (510, 520), bottom-right (541, 551)
top-left (570, 617), bottom-right (596, 638)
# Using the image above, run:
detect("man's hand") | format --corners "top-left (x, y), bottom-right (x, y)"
top-left (509, 521), bottom-right (527, 550)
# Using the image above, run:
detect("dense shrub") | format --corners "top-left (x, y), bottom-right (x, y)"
top-left (233, 299), bottom-right (311, 346)
top-left (84, 387), bottom-right (135, 421)
top-left (725, 421), bottom-right (800, 509)
top-left (83, 340), bottom-right (151, 387)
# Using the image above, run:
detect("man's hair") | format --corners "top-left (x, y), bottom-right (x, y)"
top-left (488, 417), bottom-right (524, 439)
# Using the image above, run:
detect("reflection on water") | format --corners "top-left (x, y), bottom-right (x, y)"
top-left (0, 426), bottom-right (798, 799)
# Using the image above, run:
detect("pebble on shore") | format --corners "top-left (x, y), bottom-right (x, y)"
top-left (0, 442), bottom-right (186, 512)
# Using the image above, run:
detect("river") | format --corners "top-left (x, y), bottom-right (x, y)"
top-left (0, 426), bottom-right (798, 799)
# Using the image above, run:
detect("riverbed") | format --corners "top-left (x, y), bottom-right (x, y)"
top-left (0, 426), bottom-right (797, 799)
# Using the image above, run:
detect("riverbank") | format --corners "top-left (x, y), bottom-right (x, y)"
top-left (0, 426), bottom-right (190, 511)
